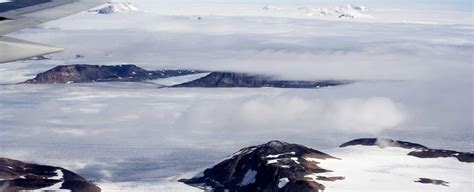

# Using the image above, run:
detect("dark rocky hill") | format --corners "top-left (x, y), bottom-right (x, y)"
top-left (173, 72), bottom-right (348, 89)
top-left (180, 140), bottom-right (340, 192)
top-left (23, 64), bottom-right (201, 84)
top-left (0, 157), bottom-right (100, 192)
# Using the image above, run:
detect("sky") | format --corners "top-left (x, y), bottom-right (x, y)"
top-left (0, 0), bottom-right (471, 11)
top-left (136, 0), bottom-right (473, 11)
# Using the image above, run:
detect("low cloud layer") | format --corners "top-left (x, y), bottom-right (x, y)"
top-left (6, 9), bottom-right (472, 82)
top-left (177, 96), bottom-right (406, 136)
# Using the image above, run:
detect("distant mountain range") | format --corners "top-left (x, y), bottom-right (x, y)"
top-left (23, 64), bottom-right (349, 89)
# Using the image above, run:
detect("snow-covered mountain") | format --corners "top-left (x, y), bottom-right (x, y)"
top-left (260, 4), bottom-right (373, 19)
top-left (262, 5), bottom-right (281, 11)
top-left (90, 2), bottom-right (138, 14)
top-left (297, 4), bottom-right (373, 18)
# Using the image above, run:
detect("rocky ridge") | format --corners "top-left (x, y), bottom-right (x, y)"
top-left (23, 64), bottom-right (201, 84)
top-left (0, 157), bottom-right (100, 192)
top-left (172, 72), bottom-right (348, 89)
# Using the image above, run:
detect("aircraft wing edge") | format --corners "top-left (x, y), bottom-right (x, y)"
top-left (0, 36), bottom-right (64, 63)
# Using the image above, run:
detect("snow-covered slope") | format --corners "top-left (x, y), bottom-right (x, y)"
top-left (146, 72), bottom-right (211, 86)
top-left (317, 147), bottom-right (472, 191)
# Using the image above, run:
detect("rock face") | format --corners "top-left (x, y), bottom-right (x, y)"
top-left (179, 140), bottom-right (341, 192)
top-left (23, 64), bottom-right (201, 84)
top-left (173, 72), bottom-right (347, 89)
top-left (340, 138), bottom-right (474, 163)
top-left (0, 157), bottom-right (100, 192)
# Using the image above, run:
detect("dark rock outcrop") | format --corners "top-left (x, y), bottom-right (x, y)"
top-left (23, 64), bottom-right (201, 84)
top-left (0, 157), bottom-right (100, 192)
top-left (173, 72), bottom-right (348, 89)
top-left (340, 138), bottom-right (474, 163)
top-left (179, 140), bottom-right (342, 192)
top-left (415, 178), bottom-right (449, 187)
top-left (408, 149), bottom-right (474, 163)
top-left (339, 138), bottom-right (428, 150)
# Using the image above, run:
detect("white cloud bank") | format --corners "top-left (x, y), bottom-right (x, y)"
top-left (6, 9), bottom-right (470, 82)
top-left (177, 96), bottom-right (405, 136)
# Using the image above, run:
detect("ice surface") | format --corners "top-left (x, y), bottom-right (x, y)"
top-left (278, 177), bottom-right (290, 188)
top-left (38, 170), bottom-right (68, 191)
top-left (239, 169), bottom-right (258, 186)
top-left (146, 72), bottom-right (211, 86)
top-left (308, 146), bottom-right (474, 192)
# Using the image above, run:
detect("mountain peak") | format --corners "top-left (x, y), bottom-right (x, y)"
top-left (91, 2), bottom-right (139, 14)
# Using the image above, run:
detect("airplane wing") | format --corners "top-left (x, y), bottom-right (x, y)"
top-left (0, 0), bottom-right (106, 63)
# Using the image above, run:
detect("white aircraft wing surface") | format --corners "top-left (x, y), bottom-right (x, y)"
top-left (0, 0), bottom-right (106, 63)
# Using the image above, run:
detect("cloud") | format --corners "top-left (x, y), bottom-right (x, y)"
top-left (7, 11), bottom-right (472, 82)
top-left (328, 97), bottom-right (406, 134)
top-left (176, 95), bottom-right (406, 136)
